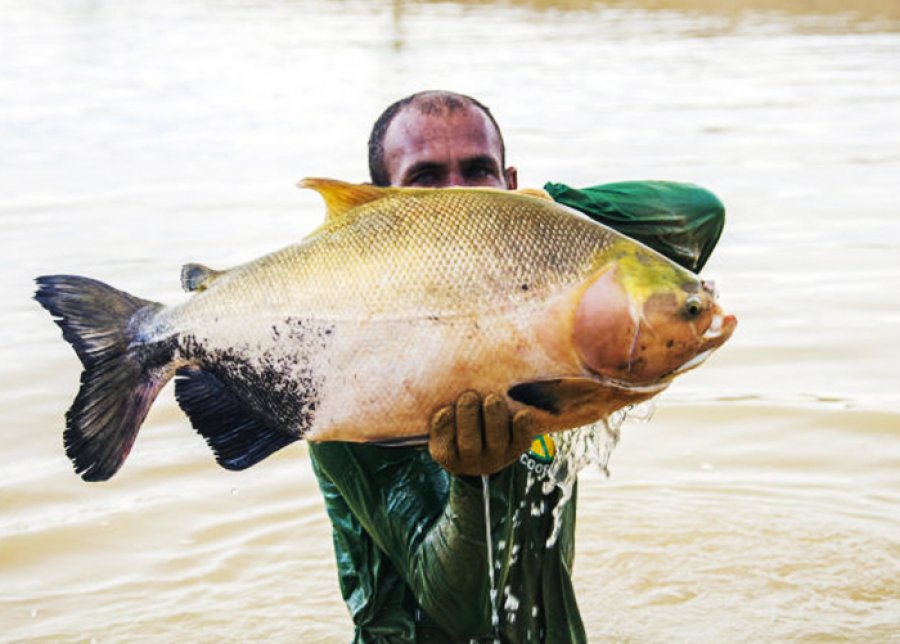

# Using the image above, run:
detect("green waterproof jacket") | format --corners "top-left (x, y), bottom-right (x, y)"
top-left (309, 181), bottom-right (725, 643)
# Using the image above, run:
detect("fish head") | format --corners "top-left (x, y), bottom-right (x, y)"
top-left (572, 240), bottom-right (737, 388)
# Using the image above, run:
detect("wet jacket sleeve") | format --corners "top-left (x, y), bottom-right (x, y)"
top-left (309, 442), bottom-right (505, 638)
top-left (544, 180), bottom-right (725, 273)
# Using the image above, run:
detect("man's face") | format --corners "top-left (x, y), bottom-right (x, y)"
top-left (381, 105), bottom-right (518, 190)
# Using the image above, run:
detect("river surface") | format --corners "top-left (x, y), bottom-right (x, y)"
top-left (2, 0), bottom-right (899, 641)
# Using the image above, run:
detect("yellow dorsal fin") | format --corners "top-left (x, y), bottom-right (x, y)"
top-left (515, 187), bottom-right (554, 201)
top-left (298, 178), bottom-right (391, 221)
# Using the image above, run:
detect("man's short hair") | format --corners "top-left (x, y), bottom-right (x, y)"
top-left (367, 90), bottom-right (506, 187)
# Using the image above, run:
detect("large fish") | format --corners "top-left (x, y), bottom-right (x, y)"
top-left (35, 179), bottom-right (736, 481)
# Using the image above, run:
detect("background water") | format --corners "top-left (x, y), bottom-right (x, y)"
top-left (2, 0), bottom-right (899, 641)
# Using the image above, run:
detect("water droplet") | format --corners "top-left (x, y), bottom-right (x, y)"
top-left (482, 475), bottom-right (501, 640)
top-left (503, 586), bottom-right (520, 624)
top-left (542, 407), bottom-right (641, 546)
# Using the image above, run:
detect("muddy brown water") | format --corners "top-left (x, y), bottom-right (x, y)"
top-left (2, 0), bottom-right (898, 641)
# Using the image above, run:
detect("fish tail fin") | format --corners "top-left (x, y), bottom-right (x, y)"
top-left (34, 275), bottom-right (172, 481)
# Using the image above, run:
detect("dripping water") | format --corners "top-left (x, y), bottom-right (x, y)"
top-left (481, 474), bottom-right (501, 643)
top-left (543, 401), bottom-right (655, 546)
top-left (478, 401), bottom-right (654, 641)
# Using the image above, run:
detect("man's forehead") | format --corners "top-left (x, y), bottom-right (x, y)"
top-left (385, 103), bottom-right (503, 159)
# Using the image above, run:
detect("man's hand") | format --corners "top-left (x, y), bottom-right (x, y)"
top-left (429, 391), bottom-right (537, 476)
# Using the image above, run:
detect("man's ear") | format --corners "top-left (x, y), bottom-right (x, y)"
top-left (504, 166), bottom-right (518, 190)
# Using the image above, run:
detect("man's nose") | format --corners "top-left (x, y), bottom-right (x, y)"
top-left (443, 170), bottom-right (465, 187)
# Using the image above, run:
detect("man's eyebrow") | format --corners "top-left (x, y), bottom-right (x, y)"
top-left (460, 155), bottom-right (501, 171)
top-left (403, 160), bottom-right (445, 177)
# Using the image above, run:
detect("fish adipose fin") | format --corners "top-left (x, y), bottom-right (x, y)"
top-left (508, 377), bottom-right (602, 416)
top-left (34, 275), bottom-right (170, 481)
top-left (298, 178), bottom-right (391, 222)
top-left (180, 263), bottom-right (223, 293)
top-left (174, 367), bottom-right (298, 470)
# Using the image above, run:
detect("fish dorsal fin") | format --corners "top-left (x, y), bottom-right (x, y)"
top-left (515, 187), bottom-right (554, 201)
top-left (181, 263), bottom-right (223, 293)
top-left (298, 178), bottom-right (391, 222)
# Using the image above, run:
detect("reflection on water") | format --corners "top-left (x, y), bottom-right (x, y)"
top-left (2, 0), bottom-right (898, 641)
top-left (404, 0), bottom-right (900, 22)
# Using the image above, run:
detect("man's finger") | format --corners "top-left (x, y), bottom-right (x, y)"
top-left (428, 405), bottom-right (458, 470)
top-left (455, 391), bottom-right (483, 464)
top-left (510, 409), bottom-right (538, 456)
top-left (482, 393), bottom-right (510, 456)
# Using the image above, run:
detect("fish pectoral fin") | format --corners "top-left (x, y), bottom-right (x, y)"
top-left (180, 263), bottom-right (223, 293)
top-left (298, 178), bottom-right (392, 222)
top-left (507, 377), bottom-right (602, 416)
top-left (174, 367), bottom-right (298, 470)
top-left (515, 187), bottom-right (554, 201)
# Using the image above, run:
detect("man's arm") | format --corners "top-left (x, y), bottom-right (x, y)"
top-left (309, 400), bottom-right (526, 638)
top-left (544, 180), bottom-right (725, 272)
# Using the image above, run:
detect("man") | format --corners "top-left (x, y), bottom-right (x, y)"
top-left (309, 91), bottom-right (724, 643)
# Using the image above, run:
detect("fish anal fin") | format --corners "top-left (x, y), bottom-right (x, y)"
top-left (298, 178), bottom-right (391, 222)
top-left (181, 263), bottom-right (223, 293)
top-left (174, 367), bottom-right (298, 470)
top-left (507, 377), bottom-right (602, 416)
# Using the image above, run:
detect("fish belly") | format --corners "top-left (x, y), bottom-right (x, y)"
top-left (175, 299), bottom-right (574, 443)
top-left (171, 289), bottom-right (656, 444)
top-left (307, 306), bottom-right (569, 442)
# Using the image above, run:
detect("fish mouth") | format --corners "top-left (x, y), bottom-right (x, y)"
top-left (587, 312), bottom-right (737, 391)
top-left (704, 313), bottom-right (736, 341)
top-left (701, 312), bottom-right (738, 347)
top-left (670, 312), bottom-right (737, 377)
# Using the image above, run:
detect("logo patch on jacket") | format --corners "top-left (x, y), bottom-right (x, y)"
top-left (528, 435), bottom-right (555, 463)
top-left (519, 435), bottom-right (555, 478)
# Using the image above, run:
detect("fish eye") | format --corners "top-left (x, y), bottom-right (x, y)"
top-left (683, 295), bottom-right (703, 319)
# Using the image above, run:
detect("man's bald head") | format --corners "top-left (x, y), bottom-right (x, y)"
top-left (367, 91), bottom-right (515, 189)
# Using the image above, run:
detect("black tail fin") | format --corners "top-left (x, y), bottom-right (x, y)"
top-left (34, 275), bottom-right (170, 481)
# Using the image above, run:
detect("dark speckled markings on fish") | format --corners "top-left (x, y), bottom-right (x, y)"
top-left (174, 317), bottom-right (332, 470)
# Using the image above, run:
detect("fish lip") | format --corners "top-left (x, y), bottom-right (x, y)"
top-left (670, 348), bottom-right (714, 376)
top-left (660, 313), bottom-right (737, 379)
top-left (583, 313), bottom-right (737, 389)
top-left (586, 373), bottom-right (671, 395)
top-left (699, 313), bottom-right (738, 348)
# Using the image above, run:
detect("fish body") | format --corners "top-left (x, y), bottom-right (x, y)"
top-left (35, 179), bottom-right (736, 481)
